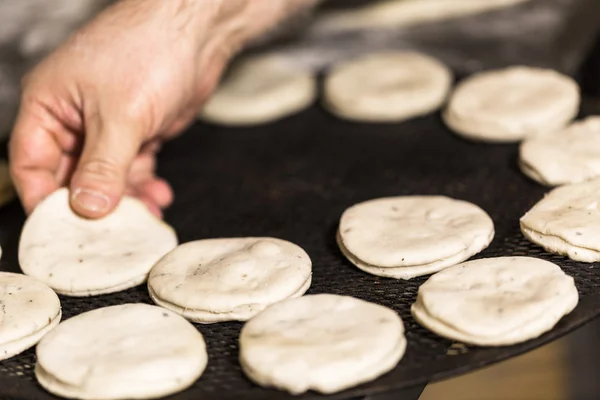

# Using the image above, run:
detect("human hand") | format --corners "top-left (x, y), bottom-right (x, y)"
top-left (10, 0), bottom-right (318, 219)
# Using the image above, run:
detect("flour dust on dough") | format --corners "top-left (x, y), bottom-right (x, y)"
top-left (148, 237), bottom-right (312, 323)
top-left (239, 294), bottom-right (406, 394)
top-left (199, 54), bottom-right (317, 126)
top-left (444, 66), bottom-right (580, 142)
top-left (19, 188), bottom-right (178, 296)
top-left (520, 178), bottom-right (600, 262)
top-left (0, 272), bottom-right (61, 361)
top-left (323, 52), bottom-right (452, 122)
top-left (338, 196), bottom-right (494, 279)
top-left (519, 116), bottom-right (600, 186)
top-left (411, 257), bottom-right (578, 346)
top-left (35, 304), bottom-right (207, 400)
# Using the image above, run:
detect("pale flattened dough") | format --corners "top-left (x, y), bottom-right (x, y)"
top-left (313, 0), bottom-right (532, 33)
top-left (520, 178), bottom-right (600, 262)
top-left (199, 55), bottom-right (317, 126)
top-left (519, 117), bottom-right (600, 186)
top-left (19, 188), bottom-right (178, 296)
top-left (411, 257), bottom-right (578, 346)
top-left (338, 196), bottom-right (494, 279)
top-left (239, 294), bottom-right (406, 394)
top-left (149, 237), bottom-right (312, 323)
top-left (324, 52), bottom-right (452, 122)
top-left (0, 272), bottom-right (61, 361)
top-left (444, 66), bottom-right (580, 142)
top-left (35, 304), bottom-right (207, 400)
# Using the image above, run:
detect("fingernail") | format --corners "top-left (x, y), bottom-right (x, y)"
top-left (72, 188), bottom-right (110, 213)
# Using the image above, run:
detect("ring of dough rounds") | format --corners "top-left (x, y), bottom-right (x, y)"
top-left (0, 272), bottom-right (61, 361)
top-left (148, 238), bottom-right (312, 323)
top-left (411, 257), bottom-right (578, 346)
top-left (520, 178), bottom-right (600, 262)
top-left (443, 66), bottom-right (580, 143)
top-left (519, 117), bottom-right (600, 186)
top-left (35, 304), bottom-right (207, 400)
top-left (18, 188), bottom-right (178, 296)
top-left (338, 196), bottom-right (494, 279)
top-left (199, 55), bottom-right (317, 126)
top-left (323, 52), bottom-right (452, 122)
top-left (239, 294), bottom-right (406, 395)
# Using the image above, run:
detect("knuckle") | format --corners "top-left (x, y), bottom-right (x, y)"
top-left (79, 158), bottom-right (123, 183)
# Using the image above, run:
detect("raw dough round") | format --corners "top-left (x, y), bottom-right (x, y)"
top-left (519, 117), bottom-right (600, 186)
top-left (338, 196), bottom-right (494, 279)
top-left (444, 66), bottom-right (580, 142)
top-left (19, 188), bottom-right (178, 296)
top-left (35, 304), bottom-right (207, 400)
top-left (411, 257), bottom-right (578, 346)
top-left (313, 0), bottom-right (532, 33)
top-left (148, 237), bottom-right (312, 323)
top-left (520, 178), bottom-right (600, 262)
top-left (0, 272), bottom-right (61, 361)
top-left (323, 52), bottom-right (452, 122)
top-left (239, 294), bottom-right (406, 394)
top-left (199, 55), bottom-right (317, 126)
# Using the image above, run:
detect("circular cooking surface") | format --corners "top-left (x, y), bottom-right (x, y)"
top-left (0, 104), bottom-right (599, 400)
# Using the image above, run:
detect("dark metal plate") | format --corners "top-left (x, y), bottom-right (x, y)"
top-left (0, 97), bottom-right (599, 399)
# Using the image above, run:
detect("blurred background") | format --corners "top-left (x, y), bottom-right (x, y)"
top-left (0, 1), bottom-right (599, 398)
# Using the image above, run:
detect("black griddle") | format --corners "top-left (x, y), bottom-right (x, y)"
top-left (1, 96), bottom-right (600, 399)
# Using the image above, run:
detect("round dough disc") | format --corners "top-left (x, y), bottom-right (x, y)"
top-left (199, 55), bottom-right (317, 126)
top-left (0, 272), bottom-right (61, 361)
top-left (19, 188), bottom-right (178, 296)
top-left (323, 52), bottom-right (452, 122)
top-left (239, 294), bottom-right (406, 395)
top-left (148, 237), bottom-right (312, 323)
top-left (35, 304), bottom-right (207, 400)
top-left (411, 257), bottom-right (578, 346)
top-left (520, 178), bottom-right (600, 262)
top-left (443, 66), bottom-right (580, 142)
top-left (519, 117), bottom-right (600, 186)
top-left (338, 196), bottom-right (494, 279)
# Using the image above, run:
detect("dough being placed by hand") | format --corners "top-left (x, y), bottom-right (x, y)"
top-left (199, 55), bottom-right (317, 126)
top-left (35, 304), bottom-right (207, 400)
top-left (338, 196), bottom-right (494, 279)
top-left (519, 117), bottom-right (600, 186)
top-left (324, 52), bottom-right (452, 122)
top-left (444, 66), bottom-right (580, 142)
top-left (239, 294), bottom-right (406, 394)
top-left (0, 272), bottom-right (61, 361)
top-left (19, 188), bottom-right (178, 296)
top-left (520, 178), bottom-right (600, 262)
top-left (412, 257), bottom-right (578, 346)
top-left (149, 237), bottom-right (312, 323)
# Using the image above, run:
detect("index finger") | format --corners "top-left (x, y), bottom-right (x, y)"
top-left (9, 99), bottom-right (67, 214)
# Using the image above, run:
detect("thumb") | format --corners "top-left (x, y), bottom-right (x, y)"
top-left (69, 114), bottom-right (142, 219)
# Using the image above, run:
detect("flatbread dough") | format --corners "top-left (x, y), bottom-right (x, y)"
top-left (148, 238), bottom-right (312, 323)
top-left (323, 52), bottom-right (452, 122)
top-left (313, 0), bottom-right (532, 33)
top-left (338, 196), bottom-right (494, 279)
top-left (520, 178), bottom-right (600, 262)
top-left (444, 66), bottom-right (580, 142)
top-left (35, 304), bottom-right (207, 400)
top-left (411, 257), bottom-right (578, 346)
top-left (239, 294), bottom-right (406, 394)
top-left (199, 55), bottom-right (317, 126)
top-left (519, 117), bottom-right (600, 186)
top-left (0, 272), bottom-right (61, 361)
top-left (19, 188), bottom-right (178, 296)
